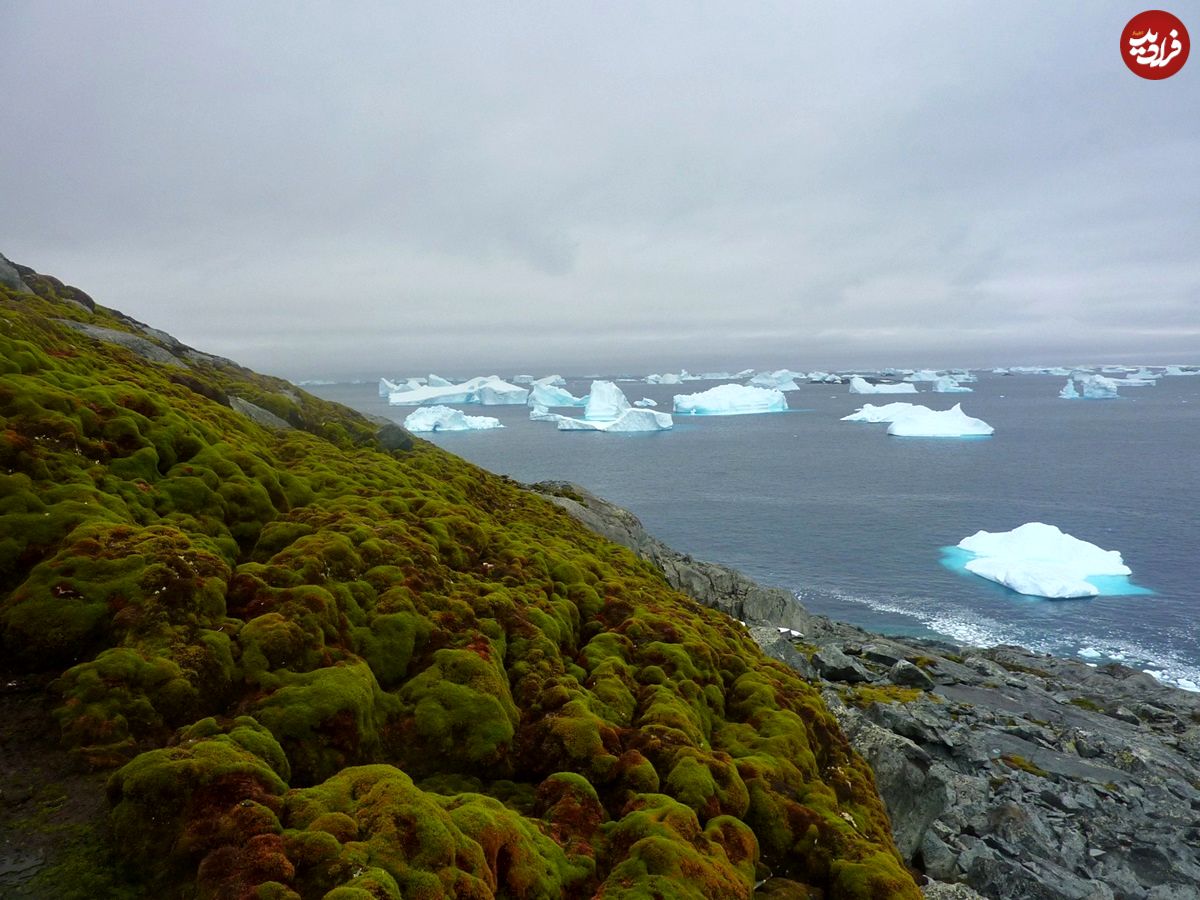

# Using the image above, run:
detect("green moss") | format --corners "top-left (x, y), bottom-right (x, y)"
top-left (839, 685), bottom-right (927, 709)
top-left (1068, 696), bottom-right (1103, 712)
top-left (1000, 754), bottom-right (1050, 778)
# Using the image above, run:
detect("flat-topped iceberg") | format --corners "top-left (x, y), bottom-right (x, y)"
top-left (557, 408), bottom-right (673, 432)
top-left (841, 402), bottom-right (919, 423)
top-left (674, 383), bottom-right (788, 415)
top-left (932, 375), bottom-right (972, 393)
top-left (528, 383), bottom-right (587, 407)
top-left (956, 522), bottom-right (1131, 599)
top-left (584, 380), bottom-right (631, 420)
top-left (886, 403), bottom-right (993, 437)
top-left (849, 376), bottom-right (918, 395)
top-left (903, 369), bottom-right (941, 382)
top-left (403, 405), bottom-right (503, 432)
top-left (533, 374), bottom-right (566, 387)
top-left (388, 375), bottom-right (529, 407)
top-left (749, 369), bottom-right (805, 391)
top-left (1060, 374), bottom-right (1120, 400)
top-left (644, 372), bottom-right (683, 384)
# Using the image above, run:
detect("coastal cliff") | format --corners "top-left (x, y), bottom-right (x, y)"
top-left (535, 484), bottom-right (1200, 899)
top-left (0, 258), bottom-right (918, 897)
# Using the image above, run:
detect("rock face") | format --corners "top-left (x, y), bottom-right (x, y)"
top-left (0, 252), bottom-right (31, 293)
top-left (545, 481), bottom-right (1200, 900)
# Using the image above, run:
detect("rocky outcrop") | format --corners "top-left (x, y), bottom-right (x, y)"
top-left (55, 319), bottom-right (187, 367)
top-left (544, 481), bottom-right (1200, 900)
top-left (0, 253), bottom-right (31, 294)
top-left (228, 395), bottom-right (293, 430)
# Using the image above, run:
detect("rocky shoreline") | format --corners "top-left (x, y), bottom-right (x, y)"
top-left (535, 482), bottom-right (1200, 900)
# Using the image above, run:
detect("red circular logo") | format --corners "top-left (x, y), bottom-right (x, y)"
top-left (1122, 10), bottom-right (1189, 79)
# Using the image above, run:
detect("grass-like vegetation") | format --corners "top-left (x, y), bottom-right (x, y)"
top-left (0, 270), bottom-right (920, 898)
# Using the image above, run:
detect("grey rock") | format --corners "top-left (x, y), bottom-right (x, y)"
top-left (55, 319), bottom-right (186, 367)
top-left (891, 659), bottom-right (935, 690)
top-left (376, 422), bottom-right (416, 452)
top-left (812, 645), bottom-right (870, 682)
top-left (0, 252), bottom-right (31, 293)
top-left (922, 884), bottom-right (990, 900)
top-left (229, 396), bottom-right (293, 430)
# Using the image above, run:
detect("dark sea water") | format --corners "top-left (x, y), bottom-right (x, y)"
top-left (309, 374), bottom-right (1200, 691)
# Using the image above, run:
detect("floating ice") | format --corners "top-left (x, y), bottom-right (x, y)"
top-left (904, 369), bottom-right (941, 383)
top-left (529, 404), bottom-right (559, 422)
top-left (556, 408), bottom-right (673, 432)
top-left (645, 373), bottom-right (683, 385)
top-left (749, 369), bottom-right (805, 391)
top-left (848, 376), bottom-right (918, 395)
top-left (403, 405), bottom-right (503, 432)
top-left (1164, 365), bottom-right (1199, 376)
top-left (584, 380), bottom-right (632, 420)
top-left (932, 375), bottom-right (972, 393)
top-left (840, 402), bottom-right (919, 423)
top-left (674, 384), bottom-right (788, 415)
top-left (807, 371), bottom-right (845, 384)
top-left (1060, 374), bottom-right (1120, 400)
top-left (426, 374), bottom-right (453, 387)
top-left (388, 376), bottom-right (529, 407)
top-left (528, 383), bottom-right (587, 407)
top-left (957, 522), bottom-right (1131, 599)
top-left (886, 403), bottom-right (993, 437)
top-left (634, 398), bottom-right (658, 408)
top-left (534, 374), bottom-right (567, 387)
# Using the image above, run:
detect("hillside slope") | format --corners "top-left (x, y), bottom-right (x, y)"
top-left (0, 259), bottom-right (919, 899)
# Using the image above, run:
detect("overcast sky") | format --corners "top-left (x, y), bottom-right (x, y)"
top-left (3, 2), bottom-right (1197, 379)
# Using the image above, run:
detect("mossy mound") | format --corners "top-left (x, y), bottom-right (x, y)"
top-left (0, 264), bottom-right (919, 898)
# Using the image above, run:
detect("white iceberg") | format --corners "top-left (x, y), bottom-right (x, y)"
top-left (932, 375), bottom-right (972, 393)
top-left (528, 383), bottom-right (587, 407)
top-left (512, 374), bottom-right (535, 384)
top-left (633, 397), bottom-right (658, 407)
top-left (1059, 379), bottom-right (1080, 399)
top-left (749, 369), bottom-right (805, 391)
top-left (886, 403), bottom-right (993, 437)
top-left (806, 371), bottom-right (844, 384)
top-left (379, 377), bottom-right (400, 397)
top-left (957, 522), bottom-right (1131, 599)
top-left (849, 376), bottom-right (918, 395)
top-left (534, 374), bottom-right (567, 387)
top-left (1060, 374), bottom-right (1120, 400)
top-left (903, 369), bottom-right (941, 383)
top-left (426, 374), bottom-right (453, 387)
top-left (584, 380), bottom-right (632, 420)
top-left (557, 408), bottom-right (673, 432)
top-left (1164, 365), bottom-right (1199, 376)
top-left (529, 404), bottom-right (559, 422)
top-left (403, 405), bottom-right (503, 432)
top-left (840, 402), bottom-right (919, 423)
top-left (674, 384), bottom-right (788, 415)
top-left (388, 375), bottom-right (529, 407)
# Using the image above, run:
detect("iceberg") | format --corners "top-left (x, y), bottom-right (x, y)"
top-left (388, 376), bottom-right (529, 407)
top-left (956, 522), bottom-right (1131, 599)
top-left (932, 375), bottom-right (972, 393)
top-left (749, 369), bottom-right (805, 391)
top-left (534, 374), bottom-right (567, 387)
top-left (584, 380), bottom-right (632, 420)
top-left (674, 384), bottom-right (788, 415)
top-left (840, 402), bottom-right (919, 423)
top-left (1060, 374), bottom-right (1120, 400)
top-left (403, 405), bottom-right (503, 432)
top-left (848, 376), bottom-right (918, 395)
top-left (886, 404), bottom-right (993, 437)
top-left (1164, 365), bottom-right (1199, 376)
top-left (528, 383), bottom-right (587, 407)
top-left (529, 404), bottom-right (559, 422)
top-left (557, 408), bottom-right (673, 432)
top-left (633, 397), bottom-right (658, 407)
top-left (645, 373), bottom-right (683, 385)
top-left (379, 377), bottom-right (400, 397)
top-left (426, 374), bottom-right (453, 387)
top-left (806, 371), bottom-right (844, 384)
top-left (903, 369), bottom-right (941, 382)
top-left (512, 374), bottom-right (535, 384)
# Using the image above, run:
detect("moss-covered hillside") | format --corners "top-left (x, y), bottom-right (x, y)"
top-left (0, 261), bottom-right (919, 899)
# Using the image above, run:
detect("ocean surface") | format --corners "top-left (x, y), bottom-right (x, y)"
top-left (308, 374), bottom-right (1200, 691)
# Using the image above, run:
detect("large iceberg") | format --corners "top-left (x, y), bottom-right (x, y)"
top-left (674, 384), bottom-right (788, 415)
top-left (932, 375), bottom-right (972, 393)
top-left (528, 383), bottom-right (587, 407)
top-left (584, 380), bottom-right (632, 420)
top-left (956, 522), bottom-right (1131, 599)
top-left (557, 408), bottom-right (673, 432)
top-left (1060, 374), bottom-right (1120, 400)
top-left (403, 405), bottom-right (503, 432)
top-left (886, 403), bottom-right (993, 437)
top-left (840, 402), bottom-right (919, 423)
top-left (388, 375), bottom-right (529, 407)
top-left (848, 376), bottom-right (918, 395)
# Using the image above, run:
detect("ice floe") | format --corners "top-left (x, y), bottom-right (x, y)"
top-left (403, 405), bottom-right (503, 432)
top-left (634, 398), bottom-right (658, 407)
top-left (956, 522), bottom-right (1131, 599)
top-left (673, 384), bottom-right (788, 415)
top-left (556, 408), bottom-right (673, 432)
top-left (528, 383), bottom-right (587, 407)
top-left (932, 375), bottom-right (972, 393)
top-left (749, 369), bottom-right (805, 391)
top-left (885, 403), bottom-right (993, 437)
top-left (848, 376), bottom-right (918, 395)
top-left (387, 376), bottom-right (529, 407)
top-left (840, 402), bottom-right (920, 423)
top-left (1060, 374), bottom-right (1120, 400)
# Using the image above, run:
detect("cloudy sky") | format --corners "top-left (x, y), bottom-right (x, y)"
top-left (3, 2), bottom-right (1197, 379)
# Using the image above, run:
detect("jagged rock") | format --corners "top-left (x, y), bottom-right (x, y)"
top-left (55, 319), bottom-right (185, 367)
top-left (0, 252), bottom-right (31, 293)
top-left (229, 396), bottom-right (293, 429)
top-left (812, 645), bottom-right (870, 683)
top-left (747, 626), bottom-right (817, 680)
top-left (890, 660), bottom-right (935, 690)
top-left (922, 883), bottom-right (990, 900)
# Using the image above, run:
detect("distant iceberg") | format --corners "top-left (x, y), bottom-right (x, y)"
top-left (426, 374), bottom-right (453, 387)
top-left (557, 408), bottom-right (673, 432)
top-left (388, 376), bottom-right (529, 407)
top-left (529, 403), bottom-right (559, 422)
top-left (534, 374), bottom-right (567, 387)
top-left (903, 369), bottom-right (941, 383)
top-left (645, 373), bottom-right (683, 385)
top-left (840, 402), bottom-right (919, 423)
top-left (403, 405), bottom-right (503, 432)
top-left (674, 384), bottom-right (788, 415)
top-left (806, 371), bottom-right (844, 384)
top-left (886, 403), bottom-right (993, 437)
top-left (956, 522), bottom-right (1131, 599)
top-left (1164, 365), bottom-right (1199, 376)
top-left (634, 397), bottom-right (658, 407)
top-left (749, 369), bottom-right (805, 391)
top-left (584, 380), bottom-right (632, 420)
top-left (932, 375), bottom-right (972, 393)
top-left (848, 376), bottom-right (918, 395)
top-left (528, 383), bottom-right (587, 407)
top-left (1060, 374), bottom-right (1120, 400)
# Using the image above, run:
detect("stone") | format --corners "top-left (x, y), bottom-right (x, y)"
top-left (890, 659), bottom-right (935, 690)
